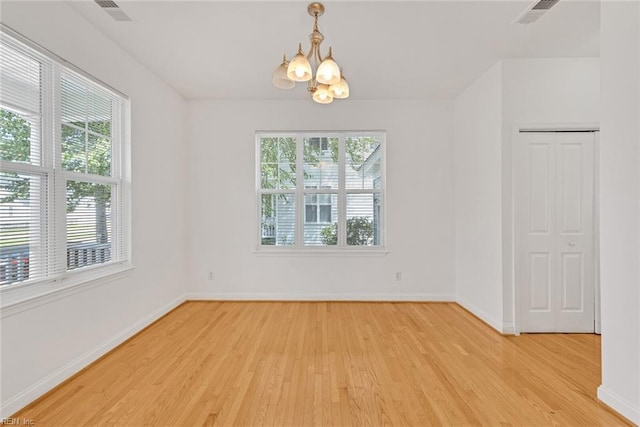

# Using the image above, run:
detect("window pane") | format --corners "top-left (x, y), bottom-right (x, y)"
top-left (62, 124), bottom-right (112, 176)
top-left (0, 173), bottom-right (44, 285)
top-left (61, 74), bottom-right (87, 125)
top-left (62, 124), bottom-right (86, 173)
top-left (345, 136), bottom-right (382, 190)
top-left (304, 192), bottom-right (318, 204)
top-left (346, 193), bottom-right (381, 246)
top-left (87, 92), bottom-right (112, 137)
top-left (261, 193), bottom-right (295, 246)
top-left (303, 137), bottom-right (338, 189)
top-left (319, 205), bottom-right (332, 223)
top-left (66, 181), bottom-right (113, 270)
top-left (61, 72), bottom-right (113, 177)
top-left (305, 204), bottom-right (317, 223)
top-left (260, 137), bottom-right (296, 190)
top-left (0, 109), bottom-right (39, 165)
top-left (318, 194), bottom-right (331, 204)
top-left (87, 133), bottom-right (112, 176)
top-left (0, 36), bottom-right (41, 116)
top-left (304, 193), bottom-right (338, 246)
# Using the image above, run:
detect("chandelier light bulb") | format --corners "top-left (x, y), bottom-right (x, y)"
top-left (330, 75), bottom-right (349, 99)
top-left (312, 84), bottom-right (333, 104)
top-left (316, 47), bottom-right (341, 85)
top-left (286, 43), bottom-right (312, 82)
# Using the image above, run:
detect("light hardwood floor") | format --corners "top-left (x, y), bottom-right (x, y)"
top-left (14, 302), bottom-right (631, 426)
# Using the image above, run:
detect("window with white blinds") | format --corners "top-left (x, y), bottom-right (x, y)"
top-left (0, 29), bottom-right (129, 288)
top-left (257, 132), bottom-right (385, 250)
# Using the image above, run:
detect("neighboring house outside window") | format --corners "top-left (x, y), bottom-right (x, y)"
top-left (257, 132), bottom-right (385, 249)
top-left (0, 29), bottom-right (130, 290)
top-left (304, 186), bottom-right (333, 224)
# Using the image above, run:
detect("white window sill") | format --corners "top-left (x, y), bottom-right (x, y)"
top-left (0, 262), bottom-right (134, 318)
top-left (253, 247), bottom-right (388, 257)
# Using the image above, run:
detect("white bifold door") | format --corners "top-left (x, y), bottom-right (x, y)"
top-left (516, 131), bottom-right (596, 333)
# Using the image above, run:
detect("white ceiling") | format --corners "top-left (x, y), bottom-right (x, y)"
top-left (66, 1), bottom-right (600, 100)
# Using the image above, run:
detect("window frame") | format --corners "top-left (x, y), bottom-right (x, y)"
top-left (0, 25), bottom-right (131, 308)
top-left (255, 131), bottom-right (386, 254)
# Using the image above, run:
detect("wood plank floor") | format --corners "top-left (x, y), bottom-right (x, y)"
top-left (14, 302), bottom-right (631, 426)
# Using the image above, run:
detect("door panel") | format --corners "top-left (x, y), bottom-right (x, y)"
top-left (528, 143), bottom-right (552, 234)
top-left (560, 253), bottom-right (583, 311)
top-left (529, 253), bottom-right (552, 311)
top-left (517, 131), bottom-right (595, 332)
top-left (559, 143), bottom-right (584, 233)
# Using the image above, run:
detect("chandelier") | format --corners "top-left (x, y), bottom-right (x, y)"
top-left (272, 2), bottom-right (349, 104)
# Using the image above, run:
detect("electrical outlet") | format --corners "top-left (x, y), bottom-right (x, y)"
top-left (395, 272), bottom-right (402, 281)
top-left (208, 272), bottom-right (214, 280)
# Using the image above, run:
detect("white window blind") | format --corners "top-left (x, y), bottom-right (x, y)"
top-left (0, 29), bottom-right (129, 287)
top-left (257, 132), bottom-right (385, 249)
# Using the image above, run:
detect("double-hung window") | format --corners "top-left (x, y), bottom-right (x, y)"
top-left (257, 132), bottom-right (384, 250)
top-left (0, 29), bottom-right (130, 290)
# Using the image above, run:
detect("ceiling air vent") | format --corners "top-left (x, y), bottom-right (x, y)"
top-left (514, 0), bottom-right (560, 24)
top-left (94, 0), bottom-right (132, 22)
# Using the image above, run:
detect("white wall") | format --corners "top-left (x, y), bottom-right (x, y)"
top-left (453, 63), bottom-right (504, 331)
top-left (0, 2), bottom-right (188, 417)
top-left (186, 99), bottom-right (455, 300)
top-left (597, 1), bottom-right (640, 423)
top-left (501, 58), bottom-right (600, 327)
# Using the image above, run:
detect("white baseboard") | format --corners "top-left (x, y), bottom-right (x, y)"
top-left (456, 296), bottom-right (514, 335)
top-left (597, 385), bottom-right (640, 425)
top-left (501, 322), bottom-right (515, 335)
top-left (184, 292), bottom-right (455, 302)
top-left (0, 295), bottom-right (185, 419)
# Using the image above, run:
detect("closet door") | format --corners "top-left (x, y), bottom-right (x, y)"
top-left (516, 131), bottom-right (595, 333)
